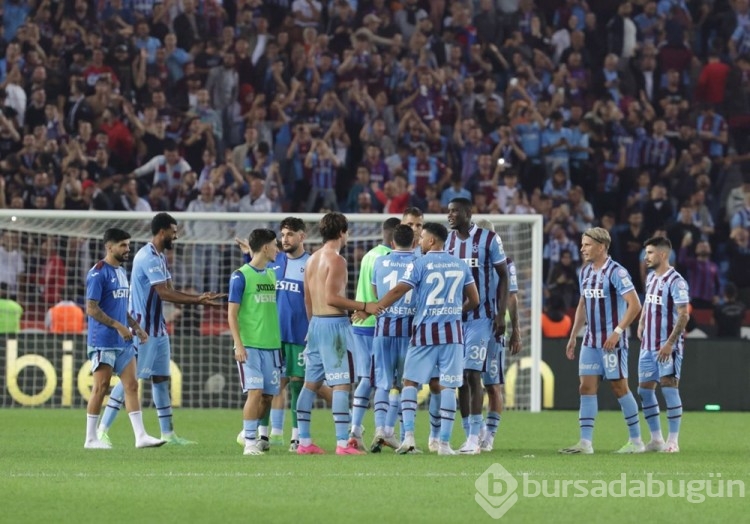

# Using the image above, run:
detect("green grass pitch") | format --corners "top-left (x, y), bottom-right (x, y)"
top-left (1, 409), bottom-right (748, 523)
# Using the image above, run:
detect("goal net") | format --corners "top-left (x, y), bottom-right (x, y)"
top-left (0, 210), bottom-right (543, 412)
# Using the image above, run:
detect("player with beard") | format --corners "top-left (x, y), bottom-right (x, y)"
top-left (97, 213), bottom-right (224, 445)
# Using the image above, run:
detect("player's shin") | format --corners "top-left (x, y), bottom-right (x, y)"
top-left (638, 386), bottom-right (663, 441)
top-left (662, 387), bottom-right (682, 444)
top-left (296, 387), bottom-right (316, 446)
top-left (351, 377), bottom-right (372, 437)
top-left (439, 388), bottom-right (457, 444)
top-left (617, 391), bottom-right (643, 444)
top-left (332, 389), bottom-right (351, 447)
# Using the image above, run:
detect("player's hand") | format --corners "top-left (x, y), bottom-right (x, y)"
top-left (493, 316), bottom-right (506, 338)
top-left (603, 332), bottom-right (619, 351)
top-left (115, 322), bottom-right (133, 342)
top-left (234, 346), bottom-right (247, 363)
top-left (363, 302), bottom-right (384, 316)
top-left (351, 310), bottom-right (369, 322)
top-left (135, 326), bottom-right (148, 344)
top-left (657, 342), bottom-right (673, 363)
top-left (199, 292), bottom-right (227, 306)
top-left (565, 337), bottom-right (577, 360)
top-left (636, 326), bottom-right (643, 341)
top-left (234, 237), bottom-right (251, 255)
top-left (509, 331), bottom-right (521, 355)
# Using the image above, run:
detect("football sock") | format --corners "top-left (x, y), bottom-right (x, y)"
top-left (485, 411), bottom-right (501, 438)
top-left (400, 386), bottom-right (418, 433)
top-left (296, 387), bottom-right (315, 445)
top-left (86, 414), bottom-right (99, 442)
top-left (579, 394), bottom-right (597, 443)
top-left (351, 377), bottom-right (371, 436)
top-left (99, 381), bottom-right (124, 431)
top-left (618, 391), bottom-right (642, 441)
top-left (638, 387), bottom-right (662, 440)
top-left (428, 392), bottom-right (441, 439)
top-left (469, 414), bottom-right (483, 442)
top-left (373, 387), bottom-right (389, 431)
top-left (270, 409), bottom-right (284, 436)
top-left (439, 389), bottom-right (457, 443)
top-left (128, 411), bottom-right (147, 439)
top-left (385, 391), bottom-right (400, 436)
top-left (243, 419), bottom-right (258, 443)
top-left (332, 390), bottom-right (351, 447)
top-left (289, 380), bottom-right (303, 428)
top-left (152, 381), bottom-right (173, 435)
top-left (662, 387), bottom-right (682, 443)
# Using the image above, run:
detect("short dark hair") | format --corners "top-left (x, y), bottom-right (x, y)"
top-left (163, 138), bottom-right (178, 152)
top-left (449, 197), bottom-right (472, 213)
top-left (423, 222), bottom-right (448, 243)
top-left (402, 207), bottom-right (423, 218)
top-left (248, 228), bottom-right (277, 252)
top-left (643, 236), bottom-right (672, 250)
top-left (319, 212), bottom-right (348, 242)
top-left (280, 217), bottom-right (306, 233)
top-left (151, 212), bottom-right (177, 235)
top-left (724, 281), bottom-right (738, 300)
top-left (383, 216), bottom-right (403, 244)
top-left (393, 224), bottom-right (414, 249)
top-left (103, 227), bottom-right (131, 244)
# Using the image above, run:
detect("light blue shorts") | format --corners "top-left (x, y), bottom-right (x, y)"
top-left (638, 349), bottom-right (682, 383)
top-left (482, 337), bottom-right (505, 386)
top-left (350, 330), bottom-right (374, 380)
top-left (373, 336), bottom-right (409, 390)
top-left (404, 343), bottom-right (463, 389)
top-left (135, 335), bottom-right (171, 379)
top-left (237, 348), bottom-right (283, 395)
top-left (304, 316), bottom-right (354, 386)
top-left (87, 345), bottom-right (135, 375)
top-left (463, 318), bottom-right (493, 372)
top-left (579, 345), bottom-right (628, 380)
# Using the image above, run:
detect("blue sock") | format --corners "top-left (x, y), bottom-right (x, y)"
top-left (385, 391), bottom-right (400, 432)
top-left (332, 390), bottom-right (351, 443)
top-left (296, 387), bottom-right (315, 440)
top-left (429, 392), bottom-right (441, 439)
top-left (99, 381), bottom-right (124, 431)
top-left (398, 406), bottom-right (405, 441)
top-left (638, 387), bottom-right (662, 438)
top-left (461, 416), bottom-right (470, 439)
top-left (152, 381), bottom-right (173, 435)
top-left (579, 395), bottom-right (597, 442)
top-left (439, 389), bottom-right (457, 443)
top-left (618, 392), bottom-right (641, 440)
top-left (400, 386), bottom-right (418, 433)
top-left (662, 387), bottom-right (682, 438)
top-left (373, 388), bottom-right (389, 430)
top-left (243, 419), bottom-right (258, 441)
top-left (351, 378), bottom-right (371, 435)
top-left (270, 408), bottom-right (284, 434)
top-left (485, 411), bottom-right (501, 437)
top-left (469, 414), bottom-right (483, 438)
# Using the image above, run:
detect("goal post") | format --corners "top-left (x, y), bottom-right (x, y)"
top-left (0, 210), bottom-right (543, 412)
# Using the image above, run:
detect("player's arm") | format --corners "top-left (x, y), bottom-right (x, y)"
top-left (659, 303), bottom-right (689, 362)
top-left (508, 292), bottom-right (521, 355)
top-left (377, 282), bottom-right (413, 310)
top-left (325, 255), bottom-right (379, 314)
top-left (637, 304), bottom-right (646, 340)
top-left (304, 267), bottom-right (313, 322)
top-left (603, 289), bottom-right (641, 350)
top-left (566, 297), bottom-right (586, 360)
top-left (86, 299), bottom-right (132, 341)
top-left (227, 271), bottom-right (247, 361)
top-left (127, 313), bottom-right (148, 343)
top-left (462, 281), bottom-right (480, 313)
top-left (154, 281), bottom-right (225, 306)
top-left (493, 259), bottom-right (509, 337)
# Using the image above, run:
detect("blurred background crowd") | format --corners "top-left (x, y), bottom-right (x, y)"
top-left (0, 0), bottom-right (748, 335)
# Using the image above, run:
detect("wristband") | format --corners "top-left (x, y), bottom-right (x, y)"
top-left (614, 326), bottom-right (624, 335)
top-left (361, 302), bottom-right (367, 312)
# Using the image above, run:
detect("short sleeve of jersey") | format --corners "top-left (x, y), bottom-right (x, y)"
top-left (86, 269), bottom-right (104, 302)
top-left (228, 270), bottom-right (246, 304)
top-left (371, 255), bottom-right (386, 288)
top-left (508, 261), bottom-right (518, 294)
top-left (671, 276), bottom-right (690, 305)
top-left (400, 260), bottom-right (420, 289)
top-left (612, 266), bottom-right (635, 296)
top-left (489, 232), bottom-right (507, 265)
top-left (144, 251), bottom-right (169, 285)
top-left (462, 260), bottom-right (475, 287)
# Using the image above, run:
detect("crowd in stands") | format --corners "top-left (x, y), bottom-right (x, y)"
top-left (0, 0), bottom-right (748, 332)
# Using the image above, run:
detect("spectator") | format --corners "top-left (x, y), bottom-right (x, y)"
top-left (713, 282), bottom-right (747, 338)
top-left (541, 294), bottom-right (573, 338)
top-left (46, 295), bottom-right (85, 334)
top-left (186, 182), bottom-right (225, 293)
top-left (678, 237), bottom-right (721, 309)
top-left (727, 227), bottom-right (750, 305)
top-left (0, 283), bottom-right (23, 334)
top-left (0, 231), bottom-right (24, 299)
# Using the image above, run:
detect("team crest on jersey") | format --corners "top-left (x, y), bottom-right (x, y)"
top-left (617, 268), bottom-right (628, 278)
top-left (658, 281), bottom-right (666, 290)
top-left (509, 264), bottom-right (516, 275)
top-left (677, 280), bottom-right (687, 289)
top-left (472, 243), bottom-right (479, 253)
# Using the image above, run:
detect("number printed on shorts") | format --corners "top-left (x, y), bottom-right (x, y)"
top-left (489, 360), bottom-right (499, 378)
top-left (271, 369), bottom-right (280, 386)
top-left (603, 352), bottom-right (619, 374)
top-left (468, 344), bottom-right (487, 362)
top-left (425, 270), bottom-right (462, 306)
top-left (297, 352), bottom-right (305, 369)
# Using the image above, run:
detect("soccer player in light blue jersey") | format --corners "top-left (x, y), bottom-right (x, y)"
top-left (637, 236), bottom-right (689, 453)
top-left (229, 228), bottom-right (282, 456)
top-left (98, 213), bottom-right (225, 446)
top-left (296, 212), bottom-right (378, 455)
top-left (561, 227), bottom-right (644, 455)
top-left (349, 217), bottom-right (401, 451)
top-left (446, 198), bottom-right (509, 455)
top-left (84, 228), bottom-right (164, 450)
top-left (377, 222), bottom-right (479, 456)
top-left (369, 224), bottom-right (418, 452)
top-left (474, 218), bottom-right (522, 452)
